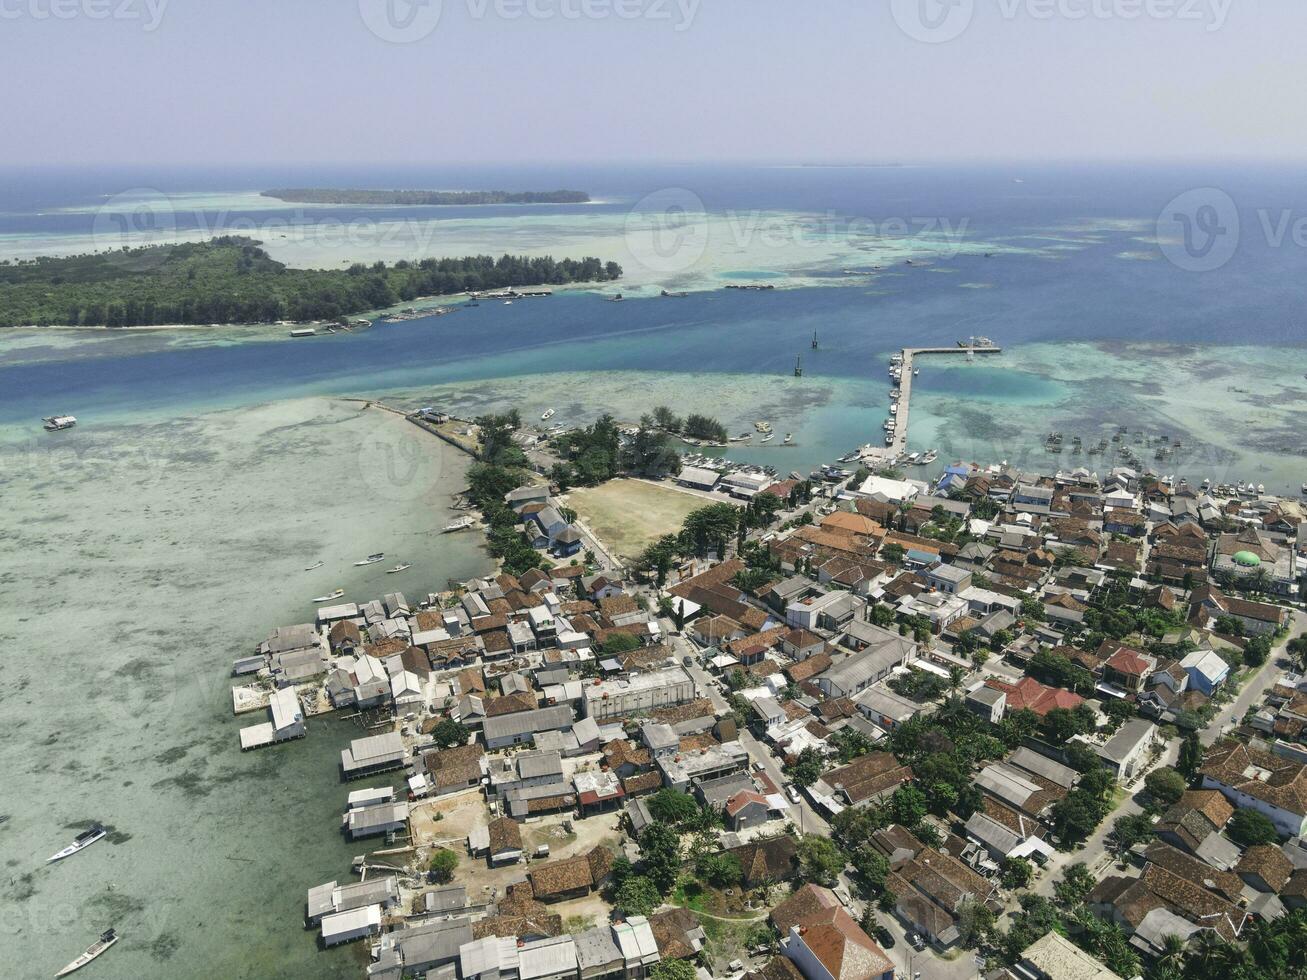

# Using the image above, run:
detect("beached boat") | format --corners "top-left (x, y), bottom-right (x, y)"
top-left (56, 930), bottom-right (118, 978)
top-left (42, 415), bottom-right (77, 431)
top-left (312, 588), bottom-right (345, 603)
top-left (48, 825), bottom-right (107, 863)
top-left (353, 553), bottom-right (385, 566)
top-left (540, 409), bottom-right (555, 421)
top-left (443, 516), bottom-right (475, 532)
top-left (386, 564), bottom-right (412, 574)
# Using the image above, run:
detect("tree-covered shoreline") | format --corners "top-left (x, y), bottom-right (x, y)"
top-left (0, 237), bottom-right (621, 328)
top-left (261, 188), bottom-right (590, 206)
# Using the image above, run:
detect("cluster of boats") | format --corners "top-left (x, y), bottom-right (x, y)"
top-left (47, 825), bottom-right (119, 975)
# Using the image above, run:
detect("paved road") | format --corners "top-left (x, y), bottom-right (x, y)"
top-left (1199, 608), bottom-right (1303, 746)
top-left (1031, 609), bottom-right (1305, 900)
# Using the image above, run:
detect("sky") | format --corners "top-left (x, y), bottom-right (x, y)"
top-left (1, 0), bottom-right (1303, 165)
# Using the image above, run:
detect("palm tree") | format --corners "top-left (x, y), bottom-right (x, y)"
top-left (1156, 932), bottom-right (1187, 973)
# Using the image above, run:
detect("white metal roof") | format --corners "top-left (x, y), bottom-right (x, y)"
top-left (320, 903), bottom-right (381, 940)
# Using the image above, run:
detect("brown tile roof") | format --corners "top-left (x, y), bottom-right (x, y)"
top-left (770, 883), bottom-right (841, 934)
top-left (599, 594), bottom-right (641, 618)
top-left (472, 913), bottom-right (565, 940)
top-left (482, 629), bottom-right (512, 655)
top-left (821, 752), bottom-right (913, 804)
top-left (729, 835), bottom-right (800, 885)
top-left (1144, 842), bottom-right (1243, 903)
top-left (484, 691), bottom-right (538, 718)
top-left (528, 845), bottom-right (613, 899)
top-left (329, 620), bottom-right (362, 647)
top-left (650, 698), bottom-right (716, 726)
top-left (487, 816), bottom-right (522, 854)
top-left (365, 636), bottom-right (409, 659)
top-left (785, 654), bottom-right (832, 684)
top-left (422, 743), bottom-right (485, 788)
top-left (603, 739), bottom-right (652, 770)
top-left (455, 667), bottom-right (486, 695)
top-left (1201, 739), bottom-right (1307, 818)
top-left (795, 904), bottom-right (895, 980)
top-left (648, 907), bottom-right (703, 960)
top-left (1139, 862), bottom-right (1248, 941)
top-left (1236, 843), bottom-right (1293, 892)
top-left (622, 771), bottom-right (663, 796)
top-left (414, 610), bottom-right (447, 631)
top-left (982, 676), bottom-right (1083, 717)
top-left (668, 559), bottom-right (746, 597)
top-left (743, 957), bottom-right (805, 980)
top-left (1178, 789), bottom-right (1234, 829)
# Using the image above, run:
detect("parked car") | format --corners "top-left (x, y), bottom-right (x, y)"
top-left (786, 784), bottom-right (801, 804)
top-left (908, 932), bottom-right (926, 951)
top-left (873, 926), bottom-right (896, 949)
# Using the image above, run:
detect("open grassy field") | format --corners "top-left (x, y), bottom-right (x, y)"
top-left (564, 479), bottom-right (715, 561)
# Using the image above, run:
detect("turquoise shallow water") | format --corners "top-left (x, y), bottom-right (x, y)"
top-left (0, 398), bottom-right (491, 979)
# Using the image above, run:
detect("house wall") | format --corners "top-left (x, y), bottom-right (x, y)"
top-left (784, 931), bottom-right (835, 980)
top-left (1200, 776), bottom-right (1307, 838)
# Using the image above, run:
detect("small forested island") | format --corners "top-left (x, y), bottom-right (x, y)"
top-left (0, 237), bottom-right (621, 327)
top-left (261, 188), bottom-right (591, 206)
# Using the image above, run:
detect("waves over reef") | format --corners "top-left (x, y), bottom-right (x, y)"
top-left (261, 188), bottom-right (591, 206)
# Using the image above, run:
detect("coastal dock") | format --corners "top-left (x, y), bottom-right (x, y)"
top-left (868, 343), bottom-right (1002, 463)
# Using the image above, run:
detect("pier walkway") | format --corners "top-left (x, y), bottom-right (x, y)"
top-left (866, 345), bottom-right (1002, 464)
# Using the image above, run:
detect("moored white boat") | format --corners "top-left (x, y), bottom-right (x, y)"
top-left (303, 560), bottom-right (325, 571)
top-left (56, 929), bottom-right (118, 977)
top-left (48, 825), bottom-right (107, 863)
top-left (43, 415), bottom-right (78, 431)
top-left (443, 516), bottom-right (475, 532)
top-left (353, 553), bottom-right (385, 566)
top-left (312, 588), bottom-right (345, 603)
top-left (541, 408), bottom-right (555, 420)
top-left (386, 563), bottom-right (412, 574)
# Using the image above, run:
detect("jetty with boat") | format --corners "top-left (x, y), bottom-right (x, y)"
top-left (861, 339), bottom-right (1003, 463)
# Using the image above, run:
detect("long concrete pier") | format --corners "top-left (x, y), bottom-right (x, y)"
top-left (869, 344), bottom-right (1003, 462)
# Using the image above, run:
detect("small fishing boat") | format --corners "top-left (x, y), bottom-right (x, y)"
top-left (386, 564), bottom-right (412, 574)
top-left (503, 300), bottom-right (513, 305)
top-left (56, 929), bottom-right (118, 977)
top-left (540, 409), bottom-right (555, 421)
top-left (43, 415), bottom-right (78, 431)
top-left (920, 449), bottom-right (939, 464)
top-left (312, 589), bottom-right (345, 603)
top-left (443, 516), bottom-right (475, 533)
top-left (783, 434), bottom-right (793, 444)
top-left (353, 553), bottom-right (385, 566)
top-left (48, 824), bottom-right (107, 863)
top-left (303, 560), bottom-right (325, 572)
top-left (760, 434), bottom-right (775, 443)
